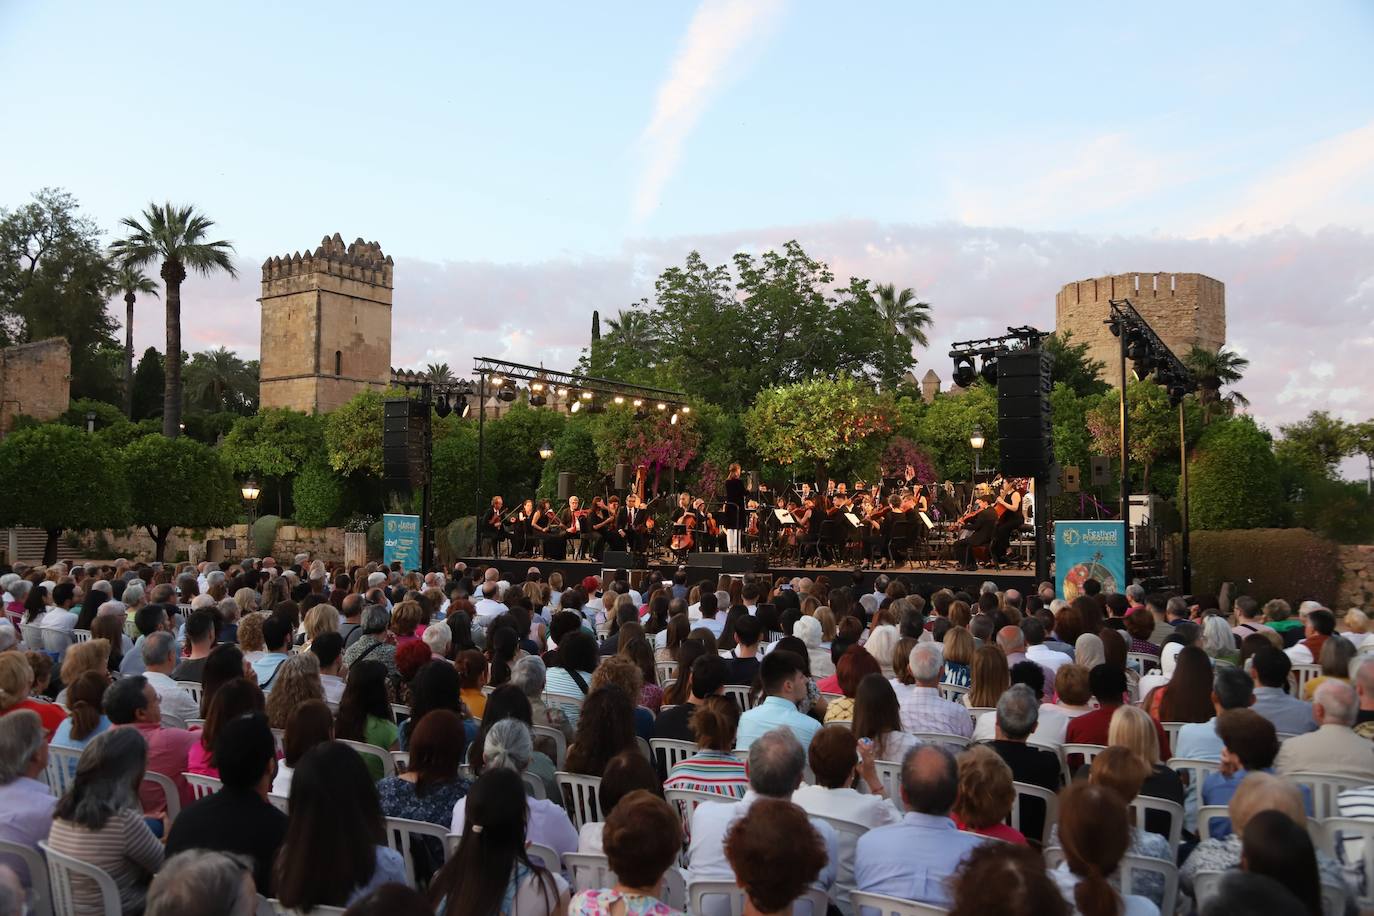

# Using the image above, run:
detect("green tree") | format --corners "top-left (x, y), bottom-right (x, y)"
top-left (1085, 380), bottom-right (1182, 492)
top-left (1044, 331), bottom-right (1108, 398)
top-left (130, 347), bottom-right (165, 421)
top-left (872, 283), bottom-right (933, 353)
top-left (102, 263), bottom-right (158, 416)
top-left (745, 377), bottom-right (895, 485)
top-left (122, 435), bottom-right (238, 561)
top-left (483, 402), bottom-right (568, 502)
top-left (109, 202), bottom-right (237, 438)
top-left (0, 189), bottom-right (121, 400)
top-left (425, 363), bottom-right (453, 384)
top-left (591, 310), bottom-right (601, 342)
top-left (538, 415), bottom-right (600, 501)
top-left (1347, 420), bottom-right (1374, 495)
top-left (183, 347), bottom-right (257, 413)
top-left (430, 422), bottom-right (494, 527)
top-left (324, 388), bottom-right (409, 478)
top-left (1276, 410), bottom-right (1350, 478)
top-left (0, 424), bottom-right (130, 563)
top-left (1049, 381), bottom-right (1095, 472)
top-left (911, 385), bottom-right (999, 481)
top-left (292, 459), bottom-right (345, 528)
top-left (1187, 416), bottom-right (1282, 530)
top-left (579, 304), bottom-right (676, 387)
top-left (218, 408), bottom-right (323, 514)
top-left (1183, 345), bottom-right (1250, 424)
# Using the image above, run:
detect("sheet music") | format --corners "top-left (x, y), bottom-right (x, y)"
top-left (774, 509), bottom-right (795, 524)
top-left (918, 511), bottom-right (934, 530)
top-left (843, 512), bottom-right (861, 528)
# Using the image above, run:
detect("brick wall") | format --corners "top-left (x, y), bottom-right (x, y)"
top-left (0, 337), bottom-right (71, 435)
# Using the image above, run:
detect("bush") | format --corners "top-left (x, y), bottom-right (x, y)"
top-left (443, 516), bottom-right (476, 561)
top-left (1184, 528), bottom-right (1342, 608)
top-left (1187, 417), bottom-right (1282, 530)
top-left (366, 519), bottom-right (384, 558)
top-left (252, 514), bottom-right (281, 557)
top-left (292, 461), bottom-right (344, 529)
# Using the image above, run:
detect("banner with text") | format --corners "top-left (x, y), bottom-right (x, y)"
top-left (382, 513), bottom-right (422, 571)
top-left (1055, 520), bottom-right (1127, 600)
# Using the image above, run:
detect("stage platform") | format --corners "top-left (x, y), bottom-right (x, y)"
top-left (457, 554), bottom-right (1038, 595)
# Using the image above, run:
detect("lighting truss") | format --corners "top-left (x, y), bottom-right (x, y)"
top-left (1105, 300), bottom-right (1198, 405)
top-left (469, 357), bottom-right (689, 409)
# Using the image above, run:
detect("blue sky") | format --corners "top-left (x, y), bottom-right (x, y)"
top-left (2, 1), bottom-right (1373, 472)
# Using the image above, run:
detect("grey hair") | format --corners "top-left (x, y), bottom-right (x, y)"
top-left (0, 709), bottom-right (46, 784)
top-left (362, 605), bottom-right (390, 634)
top-left (747, 728), bottom-right (806, 797)
top-left (793, 615), bottom-right (822, 649)
top-left (146, 849), bottom-right (254, 916)
top-left (89, 579), bottom-right (112, 598)
top-left (1125, 584), bottom-right (1146, 602)
top-left (367, 572), bottom-right (387, 589)
top-left (909, 643), bottom-right (943, 683)
top-left (97, 600), bottom-right (127, 618)
top-left (191, 594), bottom-right (217, 611)
top-left (1166, 596), bottom-right (1189, 617)
top-left (0, 574), bottom-right (17, 592)
top-left (979, 581), bottom-right (999, 595)
top-left (206, 570), bottom-right (226, 587)
top-left (217, 598), bottom-right (240, 621)
top-left (1049, 598), bottom-right (1068, 614)
top-left (996, 684), bottom-right (1039, 740)
top-left (7, 581), bottom-right (30, 600)
top-left (122, 582), bottom-right (145, 606)
top-left (142, 630), bottom-right (177, 667)
top-left (510, 655), bottom-right (547, 697)
top-left (1316, 679), bottom-right (1358, 726)
top-left (0, 620), bottom-right (15, 652)
top-left (482, 718), bottom-right (532, 772)
top-left (422, 623), bottom-right (451, 656)
top-left (54, 727), bottom-right (147, 829)
top-left (1202, 616), bottom-right (1235, 657)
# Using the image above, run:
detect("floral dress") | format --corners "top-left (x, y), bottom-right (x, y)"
top-left (376, 775), bottom-right (469, 882)
top-left (570, 888), bottom-right (684, 916)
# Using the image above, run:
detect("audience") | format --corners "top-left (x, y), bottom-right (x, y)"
top-left (334, 660), bottom-right (399, 781)
top-left (723, 799), bottom-right (827, 916)
top-left (0, 710), bottom-right (53, 887)
top-left (274, 698), bottom-right (333, 796)
top-left (664, 695), bottom-right (749, 798)
top-left (948, 842), bottom-right (1071, 916)
top-left (377, 710), bottom-right (470, 884)
top-left (144, 849), bottom-right (259, 916)
top-left (1240, 810), bottom-right (1324, 916)
top-left (950, 745), bottom-right (1025, 845)
top-left (654, 652), bottom-right (727, 742)
top-left (1276, 679), bottom-right (1374, 782)
top-left (1049, 783), bottom-right (1156, 916)
top-left (898, 643), bottom-right (974, 738)
top-left (104, 674), bottom-right (198, 814)
top-left (575, 749), bottom-right (661, 854)
top-left (1248, 647), bottom-right (1318, 735)
top-left (735, 651), bottom-right (822, 750)
top-left (570, 790), bottom-right (682, 916)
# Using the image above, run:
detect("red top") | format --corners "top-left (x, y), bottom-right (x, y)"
top-left (1065, 704), bottom-right (1172, 760)
top-left (952, 817), bottom-right (1028, 846)
top-left (2, 698), bottom-right (67, 739)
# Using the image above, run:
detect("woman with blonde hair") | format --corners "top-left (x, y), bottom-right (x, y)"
top-left (233, 586), bottom-right (259, 617)
top-left (943, 627), bottom-right (975, 688)
top-left (55, 638), bottom-right (111, 704)
top-left (301, 603), bottom-right (339, 653)
top-left (266, 653), bottom-right (326, 730)
top-left (967, 645), bottom-right (1010, 709)
top-left (815, 606), bottom-right (837, 643)
top-left (237, 612), bottom-right (268, 663)
top-left (1107, 705), bottom-right (1184, 814)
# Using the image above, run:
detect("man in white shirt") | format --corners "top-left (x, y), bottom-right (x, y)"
top-left (140, 630), bottom-right (201, 723)
top-left (310, 632), bottom-right (348, 705)
top-left (38, 582), bottom-right (79, 633)
top-left (694, 594), bottom-right (725, 640)
top-left (688, 728), bottom-right (837, 913)
top-left (1022, 618), bottom-right (1069, 675)
top-left (473, 582), bottom-right (508, 623)
top-left (741, 581), bottom-right (762, 616)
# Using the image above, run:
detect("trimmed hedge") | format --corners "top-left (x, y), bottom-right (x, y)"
top-left (292, 460), bottom-right (344, 529)
top-left (252, 515), bottom-right (282, 557)
top-left (1187, 417), bottom-right (1283, 530)
top-left (1185, 528), bottom-right (1341, 608)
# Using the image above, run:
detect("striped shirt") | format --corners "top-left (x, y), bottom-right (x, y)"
top-left (47, 810), bottom-right (164, 915)
top-left (664, 751), bottom-right (749, 798)
top-left (545, 667), bottom-right (594, 726)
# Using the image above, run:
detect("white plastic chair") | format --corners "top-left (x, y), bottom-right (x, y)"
top-left (523, 771), bottom-right (548, 800)
top-left (1288, 771), bottom-right (1368, 819)
top-left (268, 793), bottom-right (289, 813)
top-left (656, 661), bottom-right (679, 685)
top-left (142, 771), bottom-right (181, 826)
top-left (19, 623), bottom-right (43, 650)
top-left (937, 683), bottom-right (969, 703)
top-left (555, 771), bottom-right (603, 830)
top-left (71, 629), bottom-right (92, 644)
top-left (38, 840), bottom-right (122, 916)
top-left (1009, 781), bottom-right (1059, 847)
top-left (1319, 816), bottom-right (1374, 908)
top-left (176, 680), bottom-right (203, 706)
top-left (911, 732), bottom-right (970, 751)
top-left (160, 711), bottom-right (188, 730)
top-left (563, 852), bottom-right (687, 910)
top-left (722, 684), bottom-right (757, 711)
top-left (1127, 651), bottom-right (1160, 674)
top-left (383, 816), bottom-right (452, 886)
top-left (1045, 848), bottom-right (1177, 916)
top-left (872, 760), bottom-right (904, 801)
top-left (532, 724), bottom-right (568, 768)
top-left (184, 772), bottom-right (222, 800)
top-left (664, 787), bottom-right (729, 830)
top-left (338, 739), bottom-right (396, 778)
top-left (1291, 663), bottom-right (1322, 695)
top-left (1128, 795), bottom-right (1184, 855)
top-left (391, 703), bottom-right (411, 720)
top-left (812, 812), bottom-right (870, 908)
top-left (524, 842), bottom-right (561, 871)
top-left (689, 880), bottom-right (829, 916)
top-left (44, 745), bottom-right (82, 796)
top-left (1165, 757), bottom-right (1221, 832)
top-left (1159, 721), bottom-right (1186, 753)
top-left (40, 627), bottom-right (73, 659)
top-left (0, 838), bottom-right (52, 916)
top-left (390, 750), bottom-right (410, 771)
top-left (636, 736), bottom-right (653, 761)
top-left (650, 737), bottom-right (698, 774)
top-left (1062, 742), bottom-right (1107, 771)
top-left (849, 890), bottom-right (950, 916)
top-left (965, 706), bottom-right (995, 727)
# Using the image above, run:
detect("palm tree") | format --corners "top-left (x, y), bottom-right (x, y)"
top-left (110, 203), bottom-right (236, 437)
top-left (603, 309), bottom-right (656, 350)
top-left (873, 283), bottom-right (933, 351)
top-left (1183, 345), bottom-right (1250, 423)
top-left (184, 347), bottom-right (255, 412)
top-left (426, 362), bottom-right (454, 385)
top-left (103, 263), bottom-right (159, 418)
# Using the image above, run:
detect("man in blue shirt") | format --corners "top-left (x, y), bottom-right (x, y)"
top-left (854, 744), bottom-right (986, 907)
top-left (735, 649), bottom-right (820, 750)
top-left (1249, 647), bottom-right (1318, 736)
top-left (251, 618), bottom-right (293, 691)
top-left (1175, 666), bottom-right (1254, 826)
top-left (695, 593), bottom-right (725, 640)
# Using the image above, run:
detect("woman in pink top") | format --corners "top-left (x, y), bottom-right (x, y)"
top-left (188, 678), bottom-right (264, 776)
top-left (951, 745), bottom-right (1029, 845)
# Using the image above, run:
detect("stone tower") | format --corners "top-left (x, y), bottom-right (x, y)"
top-left (1055, 272), bottom-right (1225, 385)
top-left (258, 233), bottom-right (394, 413)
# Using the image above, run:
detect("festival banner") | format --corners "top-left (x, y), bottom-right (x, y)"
top-left (382, 513), bottom-right (422, 571)
top-left (1055, 520), bottom-right (1127, 600)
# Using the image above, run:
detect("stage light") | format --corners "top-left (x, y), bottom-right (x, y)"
top-left (491, 375), bottom-right (505, 387)
top-left (434, 394), bottom-right (452, 417)
top-left (528, 392), bottom-right (547, 407)
top-left (459, 397), bottom-right (472, 418)
top-left (656, 402), bottom-right (667, 411)
top-left (1127, 337), bottom-right (1150, 362)
top-left (952, 354), bottom-right (976, 388)
top-left (580, 390), bottom-right (594, 401)
top-left (556, 386), bottom-right (568, 397)
top-left (613, 395), bottom-right (625, 405)
top-left (632, 398), bottom-right (644, 408)
top-left (979, 356), bottom-right (998, 386)
top-left (1109, 321), bottom-right (1123, 338)
top-left (570, 400), bottom-right (581, 413)
top-left (498, 385), bottom-right (517, 403)
top-left (670, 412), bottom-right (679, 425)
top-left (680, 405), bottom-right (690, 414)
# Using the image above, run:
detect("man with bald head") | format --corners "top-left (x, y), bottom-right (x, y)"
top-left (854, 745), bottom-right (985, 906)
top-left (996, 624), bottom-right (1057, 689)
top-left (1275, 679), bottom-right (1374, 783)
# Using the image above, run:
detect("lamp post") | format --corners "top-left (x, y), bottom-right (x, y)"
top-left (85, 411), bottom-right (96, 434)
top-left (538, 440), bottom-right (554, 461)
top-left (241, 478), bottom-right (260, 531)
top-left (970, 425), bottom-right (985, 478)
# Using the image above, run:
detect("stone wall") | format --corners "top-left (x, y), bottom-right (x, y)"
top-left (259, 233), bottom-right (393, 413)
top-left (1055, 272), bottom-right (1225, 385)
top-left (1340, 545), bottom-right (1374, 610)
top-left (74, 524), bottom-right (360, 565)
top-left (0, 337), bottom-right (71, 435)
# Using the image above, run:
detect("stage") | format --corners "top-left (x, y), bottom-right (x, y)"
top-left (457, 554), bottom-right (1038, 595)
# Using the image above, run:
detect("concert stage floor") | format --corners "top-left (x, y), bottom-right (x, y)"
top-left (458, 555), bottom-right (1038, 594)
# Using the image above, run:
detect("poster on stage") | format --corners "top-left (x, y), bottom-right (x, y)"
top-left (383, 513), bottom-right (422, 571)
top-left (1055, 520), bottom-right (1126, 600)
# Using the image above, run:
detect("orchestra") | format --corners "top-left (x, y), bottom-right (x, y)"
top-left (474, 463), bottom-right (1035, 572)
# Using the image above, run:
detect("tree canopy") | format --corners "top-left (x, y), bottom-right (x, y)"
top-left (123, 435), bottom-right (239, 560)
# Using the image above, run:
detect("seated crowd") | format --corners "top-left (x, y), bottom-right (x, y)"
top-left (0, 559), bottom-right (1371, 916)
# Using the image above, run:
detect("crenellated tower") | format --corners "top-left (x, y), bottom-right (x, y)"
top-left (258, 233), bottom-right (394, 413)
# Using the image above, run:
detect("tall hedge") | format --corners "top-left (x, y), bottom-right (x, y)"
top-left (292, 460), bottom-right (344, 528)
top-left (1187, 416), bottom-right (1282, 530)
top-left (1185, 528), bottom-right (1341, 608)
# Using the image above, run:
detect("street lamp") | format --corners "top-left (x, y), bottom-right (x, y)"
top-left (85, 411), bottom-right (96, 434)
top-left (538, 440), bottom-right (554, 461)
top-left (970, 425), bottom-right (985, 477)
top-left (241, 478), bottom-right (260, 529)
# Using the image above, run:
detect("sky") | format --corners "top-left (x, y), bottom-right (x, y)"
top-left (2, 1), bottom-right (1373, 476)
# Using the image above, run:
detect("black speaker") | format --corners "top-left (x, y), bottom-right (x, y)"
top-left (557, 472), bottom-right (575, 501)
top-left (1090, 456), bottom-right (1112, 487)
top-left (601, 550), bottom-right (634, 570)
top-left (688, 553), bottom-right (726, 571)
top-left (383, 399), bottom-right (428, 487)
top-left (614, 463), bottom-right (630, 491)
top-left (1062, 465), bottom-right (1081, 493)
top-left (996, 350), bottom-right (1053, 478)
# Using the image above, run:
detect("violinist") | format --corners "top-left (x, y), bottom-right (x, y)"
top-left (532, 498), bottom-right (565, 560)
top-left (989, 478), bottom-right (1025, 565)
top-left (511, 498), bottom-right (537, 557)
top-left (481, 495), bottom-right (510, 558)
top-left (953, 494), bottom-right (998, 571)
top-left (559, 496), bottom-right (587, 559)
top-left (603, 495), bottom-right (627, 552)
top-left (588, 496), bottom-right (613, 560)
top-left (693, 497), bottom-right (725, 552)
top-left (859, 493), bottom-right (886, 564)
top-left (798, 494), bottom-right (825, 564)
